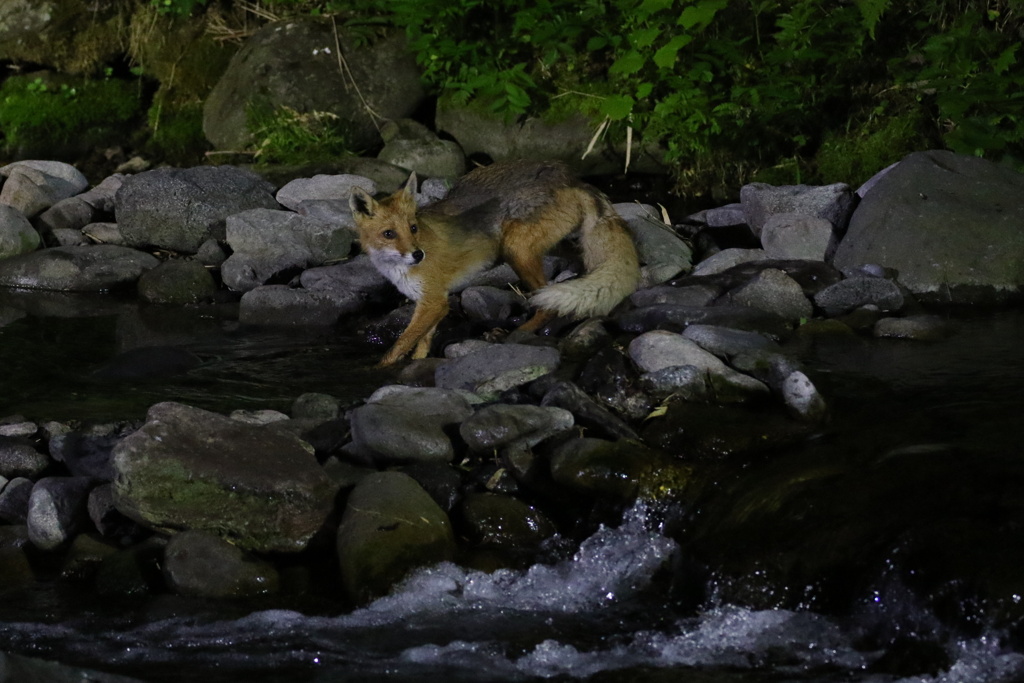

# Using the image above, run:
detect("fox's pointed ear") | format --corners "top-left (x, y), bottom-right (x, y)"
top-left (402, 172), bottom-right (418, 196)
top-left (349, 186), bottom-right (376, 218)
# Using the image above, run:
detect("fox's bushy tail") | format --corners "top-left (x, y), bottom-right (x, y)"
top-left (530, 193), bottom-right (640, 318)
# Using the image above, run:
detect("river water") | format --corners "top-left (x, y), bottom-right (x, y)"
top-left (0, 293), bottom-right (1022, 682)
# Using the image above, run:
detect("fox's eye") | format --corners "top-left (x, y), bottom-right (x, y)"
top-left (382, 229), bottom-right (396, 239)
top-left (410, 224), bottom-right (418, 234)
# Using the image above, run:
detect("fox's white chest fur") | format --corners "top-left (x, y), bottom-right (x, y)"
top-left (368, 247), bottom-right (424, 300)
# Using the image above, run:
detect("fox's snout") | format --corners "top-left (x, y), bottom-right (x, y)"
top-left (411, 249), bottom-right (424, 263)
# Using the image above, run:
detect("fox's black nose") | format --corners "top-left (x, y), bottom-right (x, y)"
top-left (412, 249), bottom-right (425, 263)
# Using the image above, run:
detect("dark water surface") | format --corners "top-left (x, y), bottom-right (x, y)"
top-left (1, 290), bottom-right (1023, 682)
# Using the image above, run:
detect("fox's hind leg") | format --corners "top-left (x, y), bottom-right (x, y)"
top-left (501, 215), bottom-right (573, 332)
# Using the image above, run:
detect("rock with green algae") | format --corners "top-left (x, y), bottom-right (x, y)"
top-left (336, 471), bottom-right (455, 604)
top-left (549, 437), bottom-right (694, 502)
top-left (112, 402), bottom-right (338, 553)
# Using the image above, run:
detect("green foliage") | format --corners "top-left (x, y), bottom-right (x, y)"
top-left (367, 0), bottom-right (1024, 194)
top-left (147, 100), bottom-right (209, 164)
top-left (151, 0), bottom-right (209, 15)
top-left (247, 105), bottom-right (353, 165)
top-left (0, 75), bottom-right (142, 156)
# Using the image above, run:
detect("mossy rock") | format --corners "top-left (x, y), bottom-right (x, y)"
top-left (0, 0), bottom-right (128, 75)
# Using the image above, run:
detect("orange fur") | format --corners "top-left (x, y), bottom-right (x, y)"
top-left (350, 160), bottom-right (640, 366)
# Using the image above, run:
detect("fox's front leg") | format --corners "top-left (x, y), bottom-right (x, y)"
top-left (379, 295), bottom-right (449, 367)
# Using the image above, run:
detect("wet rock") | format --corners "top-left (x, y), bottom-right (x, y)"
top-left (112, 402), bottom-right (337, 552)
top-left (458, 492), bottom-right (556, 549)
top-left (726, 267), bottom-right (814, 322)
top-left (639, 365), bottom-right (711, 402)
top-left (681, 324), bottom-right (780, 360)
top-left (59, 533), bottom-right (118, 582)
top-left (137, 259), bottom-right (218, 305)
top-left (48, 425), bottom-right (129, 479)
top-left (740, 181), bottom-right (856, 237)
top-left (540, 380), bottom-right (639, 441)
top-left (27, 476), bottom-right (95, 550)
top-left (95, 538), bottom-right (167, 597)
top-left (460, 403), bottom-right (574, 454)
top-left (163, 530), bottom-right (280, 598)
top-left (0, 438), bottom-right (49, 479)
top-left (0, 204), bottom-right (40, 258)
top-left (873, 315), bottom-right (952, 341)
top-left (87, 483), bottom-right (141, 540)
top-left (549, 438), bottom-right (693, 501)
top-left (577, 345), bottom-right (654, 422)
top-left (300, 254), bottom-right (393, 302)
top-left (0, 418), bottom-right (36, 438)
top-left (629, 330), bottom-right (769, 402)
top-left (337, 471), bottom-right (456, 603)
top-left (435, 343), bottom-right (561, 400)
top-left (813, 276), bottom-right (905, 316)
top-left (397, 463), bottom-right (463, 513)
top-left (833, 150), bottom-right (1024, 303)
top-left (221, 209), bottom-right (355, 292)
top-left (0, 161), bottom-right (89, 217)
top-left (616, 303), bottom-right (791, 341)
top-left (238, 285), bottom-right (354, 327)
top-left (0, 477), bottom-right (33, 523)
top-left (348, 386), bottom-right (475, 466)
top-left (760, 213), bottom-right (838, 261)
top-left (780, 371), bottom-right (828, 422)
top-left (558, 318), bottom-right (613, 360)
top-left (292, 393), bottom-right (340, 421)
top-left (0, 245), bottom-right (160, 291)
top-left (114, 166), bottom-right (280, 253)
top-left (630, 284), bottom-right (721, 308)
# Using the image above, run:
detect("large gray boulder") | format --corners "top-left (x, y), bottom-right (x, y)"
top-left (832, 150), bottom-right (1024, 303)
top-left (203, 19), bottom-right (424, 152)
top-left (0, 245), bottom-right (159, 291)
top-left (112, 402), bottom-right (337, 553)
top-left (114, 166), bottom-right (280, 253)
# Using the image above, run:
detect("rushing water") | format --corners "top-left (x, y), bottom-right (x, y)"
top-left (1, 292), bottom-right (1023, 682)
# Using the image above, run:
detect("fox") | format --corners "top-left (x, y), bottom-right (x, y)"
top-left (349, 160), bottom-right (640, 366)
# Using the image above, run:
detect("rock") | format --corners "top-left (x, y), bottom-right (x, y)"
top-left (77, 173), bottom-right (124, 214)
top-left (48, 425), bottom-right (129, 480)
top-left (163, 530), bottom-right (280, 598)
top-left (760, 213), bottom-right (838, 261)
top-left (460, 286), bottom-right (523, 322)
top-left (137, 259), bottom-right (218, 304)
top-left (616, 303), bottom-right (791, 342)
top-left (629, 330), bottom-right (769, 402)
top-left (221, 208), bottom-right (355, 292)
top-left (873, 314), bottom-right (953, 341)
top-left (681, 324), bottom-right (780, 360)
top-left (700, 202), bottom-right (747, 227)
top-left (229, 408), bottom-right (290, 426)
top-left (87, 483), bottom-right (141, 539)
top-left (813, 276), bottom-right (905, 317)
top-left (34, 197), bottom-right (98, 237)
top-left (630, 284), bottom-right (721, 308)
top-left (204, 19), bottom-right (424, 152)
top-left (0, 245), bottom-right (159, 291)
top-left (336, 471), bottom-right (456, 603)
top-left (112, 402), bottom-right (337, 552)
top-left (238, 285), bottom-right (351, 327)
top-left (0, 204), bottom-right (40, 258)
top-left (60, 533), bottom-right (118, 582)
top-left (458, 492), bottom-right (556, 549)
top-left (691, 248), bottom-right (767, 276)
top-left (275, 174), bottom-right (376, 212)
top-left (292, 393), bottom-right (340, 421)
top-left (779, 371), bottom-right (828, 422)
top-left (540, 379), bottom-right (640, 441)
top-left (378, 119), bottom-right (467, 179)
top-left (615, 204), bottom-right (693, 286)
top-left (0, 526), bottom-right (35, 588)
top-left (81, 222), bottom-right (124, 246)
top-left (459, 404), bottom-right (574, 454)
top-left (726, 267), bottom-right (814, 322)
top-left (0, 477), bottom-right (33, 523)
top-left (95, 538), bottom-right (166, 597)
top-left (577, 345), bottom-right (654, 422)
top-left (27, 476), bottom-right (95, 550)
top-left (549, 438), bottom-right (693, 500)
top-left (435, 343), bottom-right (561, 399)
top-left (0, 161), bottom-right (89, 217)
top-left (0, 418), bottom-right (36, 438)
top-left (740, 181), bottom-right (856, 237)
top-left (196, 238), bottom-right (227, 266)
top-left (397, 463), bottom-right (463, 513)
top-left (0, 438), bottom-right (49, 478)
top-left (115, 166), bottom-right (280, 253)
top-left (832, 150), bottom-right (1024, 303)
top-left (348, 386), bottom-right (474, 465)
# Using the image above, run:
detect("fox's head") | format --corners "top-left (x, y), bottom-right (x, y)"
top-left (349, 173), bottom-right (424, 268)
